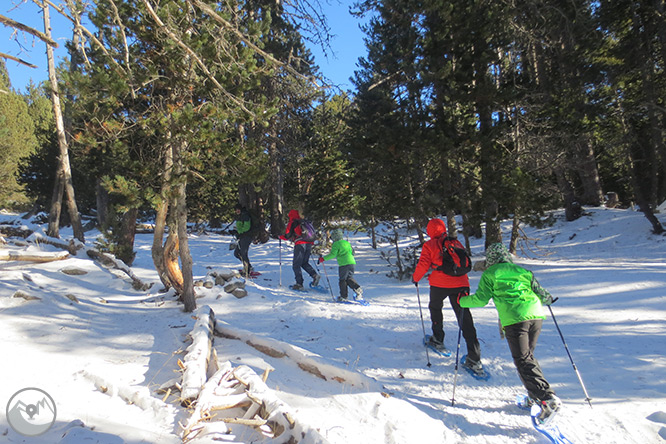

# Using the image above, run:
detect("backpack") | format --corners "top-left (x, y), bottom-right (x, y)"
top-left (435, 237), bottom-right (472, 276)
top-left (292, 218), bottom-right (317, 242)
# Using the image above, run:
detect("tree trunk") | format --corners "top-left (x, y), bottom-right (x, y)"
top-left (152, 140), bottom-right (175, 291)
top-left (509, 213), bottom-right (520, 254)
top-left (574, 139), bottom-right (604, 206)
top-left (267, 131), bottom-right (285, 238)
top-left (476, 101), bottom-right (502, 246)
top-left (47, 170), bottom-right (65, 238)
top-left (554, 167), bottom-right (582, 221)
top-left (95, 179), bottom-right (109, 228)
top-left (43, 4), bottom-right (84, 242)
top-left (174, 139), bottom-right (196, 312)
top-left (164, 228), bottom-right (183, 294)
top-left (117, 207), bottom-right (138, 266)
top-left (446, 209), bottom-right (457, 240)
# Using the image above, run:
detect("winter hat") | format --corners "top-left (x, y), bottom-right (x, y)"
top-left (426, 218), bottom-right (447, 239)
top-left (485, 243), bottom-right (513, 267)
top-left (331, 228), bottom-right (343, 242)
top-left (288, 209), bottom-right (300, 220)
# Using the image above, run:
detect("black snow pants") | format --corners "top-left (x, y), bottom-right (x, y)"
top-left (503, 319), bottom-right (555, 401)
top-left (428, 286), bottom-right (481, 363)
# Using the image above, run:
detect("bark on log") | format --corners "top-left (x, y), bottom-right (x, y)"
top-left (0, 250), bottom-right (69, 263)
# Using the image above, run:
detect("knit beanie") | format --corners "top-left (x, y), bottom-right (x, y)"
top-left (485, 243), bottom-right (513, 267)
top-left (331, 229), bottom-right (343, 242)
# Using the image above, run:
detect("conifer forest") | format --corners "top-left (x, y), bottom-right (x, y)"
top-left (2, 1), bottom-right (665, 312)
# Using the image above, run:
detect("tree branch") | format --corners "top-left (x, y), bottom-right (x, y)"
top-left (0, 51), bottom-right (38, 68)
top-left (37, 0), bottom-right (129, 78)
top-left (0, 13), bottom-right (58, 47)
top-left (189, 0), bottom-right (314, 84)
top-left (141, 0), bottom-right (256, 116)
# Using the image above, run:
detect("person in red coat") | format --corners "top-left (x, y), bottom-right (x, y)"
top-left (412, 218), bottom-right (483, 373)
top-left (280, 209), bottom-right (320, 290)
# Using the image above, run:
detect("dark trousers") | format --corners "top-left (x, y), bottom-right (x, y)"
top-left (233, 235), bottom-right (252, 275)
top-left (293, 243), bottom-right (316, 285)
top-left (338, 264), bottom-right (360, 299)
top-left (429, 286), bottom-right (481, 362)
top-left (503, 319), bottom-right (554, 401)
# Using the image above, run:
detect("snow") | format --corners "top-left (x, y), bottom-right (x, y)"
top-left (1, 207), bottom-right (665, 443)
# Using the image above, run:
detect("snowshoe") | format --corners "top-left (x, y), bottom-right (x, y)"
top-left (309, 282), bottom-right (329, 293)
top-left (424, 335), bottom-right (452, 357)
top-left (352, 288), bottom-right (369, 306)
top-left (461, 355), bottom-right (490, 380)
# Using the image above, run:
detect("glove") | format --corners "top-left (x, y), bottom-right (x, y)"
top-left (318, 256), bottom-right (324, 264)
top-left (411, 278), bottom-right (418, 286)
top-left (229, 229), bottom-right (238, 237)
top-left (456, 291), bottom-right (469, 305)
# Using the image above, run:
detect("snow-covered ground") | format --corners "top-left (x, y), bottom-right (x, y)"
top-left (1, 207), bottom-right (665, 443)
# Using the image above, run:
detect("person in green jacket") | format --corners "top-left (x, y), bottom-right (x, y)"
top-left (458, 243), bottom-right (562, 421)
top-left (318, 229), bottom-right (363, 301)
top-left (232, 203), bottom-right (254, 277)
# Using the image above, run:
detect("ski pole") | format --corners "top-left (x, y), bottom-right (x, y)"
top-left (278, 238), bottom-right (282, 287)
top-left (548, 304), bottom-right (593, 407)
top-left (415, 282), bottom-right (432, 368)
top-left (320, 260), bottom-right (336, 301)
top-left (451, 305), bottom-right (465, 406)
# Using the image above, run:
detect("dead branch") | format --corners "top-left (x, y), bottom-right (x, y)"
top-left (0, 13), bottom-right (58, 47)
top-left (0, 51), bottom-right (38, 68)
top-left (40, 0), bottom-right (129, 78)
top-left (85, 248), bottom-right (153, 291)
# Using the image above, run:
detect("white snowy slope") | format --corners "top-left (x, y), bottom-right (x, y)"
top-left (0, 206), bottom-right (664, 443)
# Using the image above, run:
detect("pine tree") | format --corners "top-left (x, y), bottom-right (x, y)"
top-left (0, 61), bottom-right (38, 208)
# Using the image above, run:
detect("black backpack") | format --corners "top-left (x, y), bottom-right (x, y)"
top-left (435, 237), bottom-right (472, 276)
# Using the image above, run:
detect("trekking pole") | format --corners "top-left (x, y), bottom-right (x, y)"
top-left (548, 304), bottom-right (593, 407)
top-left (278, 238), bottom-right (282, 288)
top-left (415, 283), bottom-right (432, 368)
top-left (320, 261), bottom-right (336, 301)
top-left (451, 307), bottom-right (465, 406)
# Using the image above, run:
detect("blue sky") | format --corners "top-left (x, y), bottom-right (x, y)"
top-left (1, 1), bottom-right (368, 94)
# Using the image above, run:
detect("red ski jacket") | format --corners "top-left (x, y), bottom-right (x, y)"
top-left (412, 218), bottom-right (470, 289)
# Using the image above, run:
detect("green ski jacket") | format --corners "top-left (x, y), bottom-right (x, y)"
top-left (322, 239), bottom-right (356, 266)
top-left (459, 262), bottom-right (547, 327)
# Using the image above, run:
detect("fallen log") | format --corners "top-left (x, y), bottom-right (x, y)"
top-left (180, 305), bottom-right (216, 404)
top-left (0, 225), bottom-right (81, 255)
top-left (0, 250), bottom-right (69, 263)
top-left (85, 248), bottom-right (152, 291)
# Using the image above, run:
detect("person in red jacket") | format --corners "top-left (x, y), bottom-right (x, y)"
top-left (412, 218), bottom-right (483, 374)
top-left (280, 209), bottom-right (320, 290)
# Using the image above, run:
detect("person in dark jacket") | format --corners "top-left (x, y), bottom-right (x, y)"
top-left (233, 203), bottom-right (254, 277)
top-left (458, 242), bottom-right (561, 421)
top-left (280, 209), bottom-right (320, 290)
top-left (412, 218), bottom-right (483, 375)
top-left (318, 228), bottom-right (363, 301)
